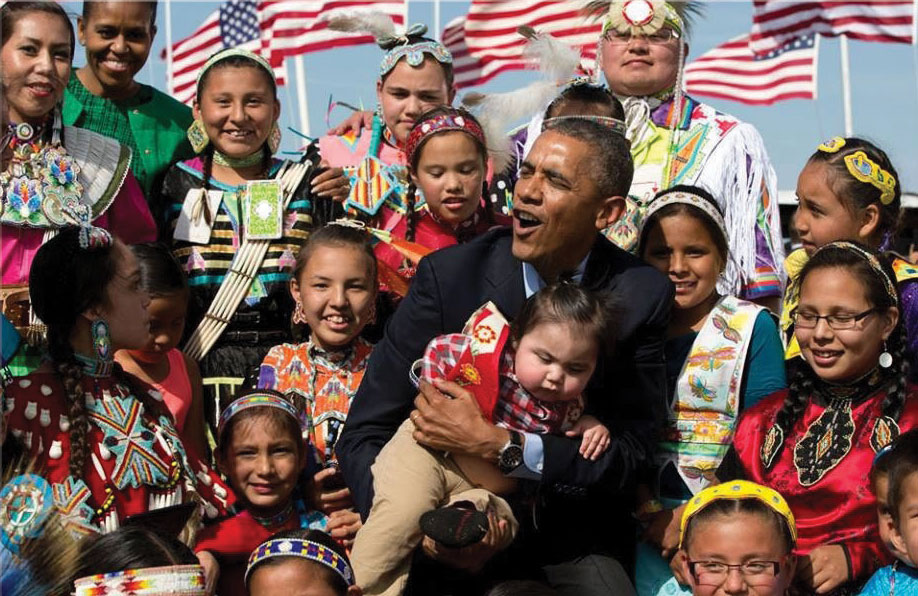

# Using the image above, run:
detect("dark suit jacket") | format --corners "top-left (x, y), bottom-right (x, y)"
top-left (337, 227), bottom-right (673, 557)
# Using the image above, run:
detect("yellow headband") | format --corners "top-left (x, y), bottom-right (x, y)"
top-left (817, 137), bottom-right (897, 205)
top-left (679, 481), bottom-right (797, 549)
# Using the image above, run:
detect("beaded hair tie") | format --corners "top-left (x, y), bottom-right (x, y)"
top-left (815, 241), bottom-right (899, 305)
top-left (642, 189), bottom-right (728, 244)
top-left (405, 112), bottom-right (486, 166)
top-left (73, 565), bottom-right (207, 596)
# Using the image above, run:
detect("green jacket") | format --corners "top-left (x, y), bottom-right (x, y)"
top-left (63, 73), bottom-right (196, 214)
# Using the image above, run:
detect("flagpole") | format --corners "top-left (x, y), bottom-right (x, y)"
top-left (293, 55), bottom-right (311, 138)
top-left (164, 0), bottom-right (174, 94)
top-left (839, 34), bottom-right (853, 136)
top-left (433, 0), bottom-right (441, 41)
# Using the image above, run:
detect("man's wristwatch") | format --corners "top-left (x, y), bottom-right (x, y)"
top-left (498, 430), bottom-right (524, 475)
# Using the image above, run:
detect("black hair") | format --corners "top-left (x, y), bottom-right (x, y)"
top-left (542, 117), bottom-right (633, 198)
top-left (404, 106), bottom-right (494, 241)
top-left (131, 242), bottom-right (188, 298)
top-left (246, 529), bottom-right (351, 596)
top-left (887, 429), bottom-right (918, 526)
top-left (765, 242), bottom-right (908, 469)
top-left (82, 1), bottom-right (158, 28)
top-left (217, 388), bottom-right (304, 462)
top-left (682, 498), bottom-right (795, 554)
top-left (638, 184), bottom-right (729, 269)
top-left (512, 282), bottom-right (620, 363)
top-left (1, 1), bottom-right (75, 62)
top-left (486, 581), bottom-right (558, 596)
top-left (29, 228), bottom-right (160, 479)
top-left (545, 83), bottom-right (625, 120)
top-left (75, 525), bottom-right (197, 579)
top-left (378, 35), bottom-right (454, 89)
top-left (806, 137), bottom-right (901, 245)
top-left (870, 442), bottom-right (894, 488)
top-left (195, 52), bottom-right (277, 203)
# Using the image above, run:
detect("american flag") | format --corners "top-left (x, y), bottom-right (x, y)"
top-left (750, 1), bottom-right (916, 57)
top-left (166, 1), bottom-right (405, 105)
top-left (443, 1), bottom-right (601, 89)
top-left (684, 33), bottom-right (819, 106)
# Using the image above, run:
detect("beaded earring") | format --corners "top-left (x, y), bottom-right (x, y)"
top-left (292, 300), bottom-right (308, 325)
top-left (268, 122), bottom-right (282, 154)
top-left (187, 119), bottom-right (210, 154)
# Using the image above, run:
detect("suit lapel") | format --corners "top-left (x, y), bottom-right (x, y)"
top-left (483, 232), bottom-right (526, 317)
top-left (583, 234), bottom-right (618, 292)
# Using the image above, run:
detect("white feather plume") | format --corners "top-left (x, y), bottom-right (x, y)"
top-left (519, 26), bottom-right (583, 82)
top-left (322, 10), bottom-right (397, 41)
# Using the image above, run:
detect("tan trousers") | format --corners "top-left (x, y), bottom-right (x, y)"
top-left (350, 419), bottom-right (519, 596)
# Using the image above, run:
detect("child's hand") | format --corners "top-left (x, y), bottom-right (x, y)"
top-left (565, 415), bottom-right (611, 461)
top-left (326, 509), bottom-right (363, 548)
top-left (310, 467), bottom-right (353, 515)
top-left (326, 110), bottom-right (374, 136)
top-left (796, 545), bottom-right (848, 593)
top-left (195, 550), bottom-right (219, 596)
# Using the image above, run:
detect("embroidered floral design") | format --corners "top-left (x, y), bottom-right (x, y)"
top-left (458, 364), bottom-right (482, 386)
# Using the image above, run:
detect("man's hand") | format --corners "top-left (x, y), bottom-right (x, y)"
top-left (796, 545), bottom-right (849, 594)
top-left (326, 110), bottom-right (374, 136)
top-left (411, 379), bottom-right (508, 460)
top-left (311, 160), bottom-right (350, 202)
top-left (642, 503), bottom-right (686, 559)
top-left (310, 467), bottom-right (353, 515)
top-left (420, 508), bottom-right (512, 573)
top-left (326, 509), bottom-right (362, 548)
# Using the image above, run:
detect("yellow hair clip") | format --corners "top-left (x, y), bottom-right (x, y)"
top-left (679, 480), bottom-right (797, 548)
top-left (817, 137), bottom-right (846, 153)
top-left (844, 150), bottom-right (897, 205)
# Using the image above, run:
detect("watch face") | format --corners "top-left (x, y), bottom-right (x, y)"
top-left (499, 446), bottom-right (524, 473)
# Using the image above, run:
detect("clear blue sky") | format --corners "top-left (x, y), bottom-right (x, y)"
top-left (68, 1), bottom-right (918, 193)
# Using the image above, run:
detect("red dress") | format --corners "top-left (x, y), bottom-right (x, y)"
top-left (729, 383), bottom-right (918, 583)
top-left (2, 368), bottom-right (232, 537)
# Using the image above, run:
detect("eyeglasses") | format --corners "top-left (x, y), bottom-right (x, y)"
top-left (603, 28), bottom-right (680, 45)
top-left (793, 308), bottom-right (877, 330)
top-left (687, 560), bottom-right (782, 587)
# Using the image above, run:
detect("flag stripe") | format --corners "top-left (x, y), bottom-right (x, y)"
top-left (751, 1), bottom-right (914, 55)
top-left (684, 33), bottom-right (818, 106)
top-left (442, 1), bottom-right (602, 89)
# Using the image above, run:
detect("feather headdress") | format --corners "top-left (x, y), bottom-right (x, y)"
top-left (462, 27), bottom-right (584, 173)
top-left (583, 0), bottom-right (703, 38)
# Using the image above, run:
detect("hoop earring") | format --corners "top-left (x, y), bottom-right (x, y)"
top-left (187, 119), bottom-right (210, 154)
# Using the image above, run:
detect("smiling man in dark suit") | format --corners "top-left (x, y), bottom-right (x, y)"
top-left (337, 118), bottom-right (673, 594)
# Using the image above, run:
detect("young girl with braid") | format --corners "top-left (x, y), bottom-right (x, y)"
top-left (160, 48), bottom-right (348, 411)
top-left (718, 241), bottom-right (918, 594)
top-left (372, 106), bottom-right (506, 280)
top-left (783, 137), bottom-right (917, 379)
top-left (1, 226), bottom-right (231, 538)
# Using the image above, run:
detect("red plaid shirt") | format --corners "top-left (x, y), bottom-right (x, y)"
top-left (417, 333), bottom-right (583, 434)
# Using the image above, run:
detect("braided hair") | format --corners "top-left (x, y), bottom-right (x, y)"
top-left (405, 106), bottom-right (490, 242)
top-left (29, 229), bottom-right (165, 480)
top-left (764, 242), bottom-right (908, 469)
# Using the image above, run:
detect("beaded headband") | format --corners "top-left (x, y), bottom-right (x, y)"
top-left (814, 241), bottom-right (899, 305)
top-left (245, 538), bottom-right (355, 587)
top-left (816, 137), bottom-right (897, 206)
top-left (73, 565), bottom-right (206, 596)
top-left (641, 189), bottom-right (728, 244)
top-left (405, 112), bottom-right (486, 166)
top-left (679, 481), bottom-right (797, 549)
top-left (602, 0), bottom-right (684, 37)
top-left (542, 115), bottom-right (627, 138)
top-left (217, 392), bottom-right (300, 436)
top-left (379, 23), bottom-right (453, 77)
top-left (197, 48), bottom-right (276, 87)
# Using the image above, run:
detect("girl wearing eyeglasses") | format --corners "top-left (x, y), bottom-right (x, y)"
top-left (717, 241), bottom-right (918, 594)
top-left (677, 481), bottom-right (797, 596)
top-left (783, 137), bottom-right (917, 381)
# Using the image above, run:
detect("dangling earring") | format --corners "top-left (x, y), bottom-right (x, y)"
top-left (187, 119), bottom-right (209, 154)
top-left (879, 341), bottom-right (893, 368)
top-left (292, 300), bottom-right (308, 325)
top-left (268, 122), bottom-right (282, 154)
top-left (88, 318), bottom-right (113, 376)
